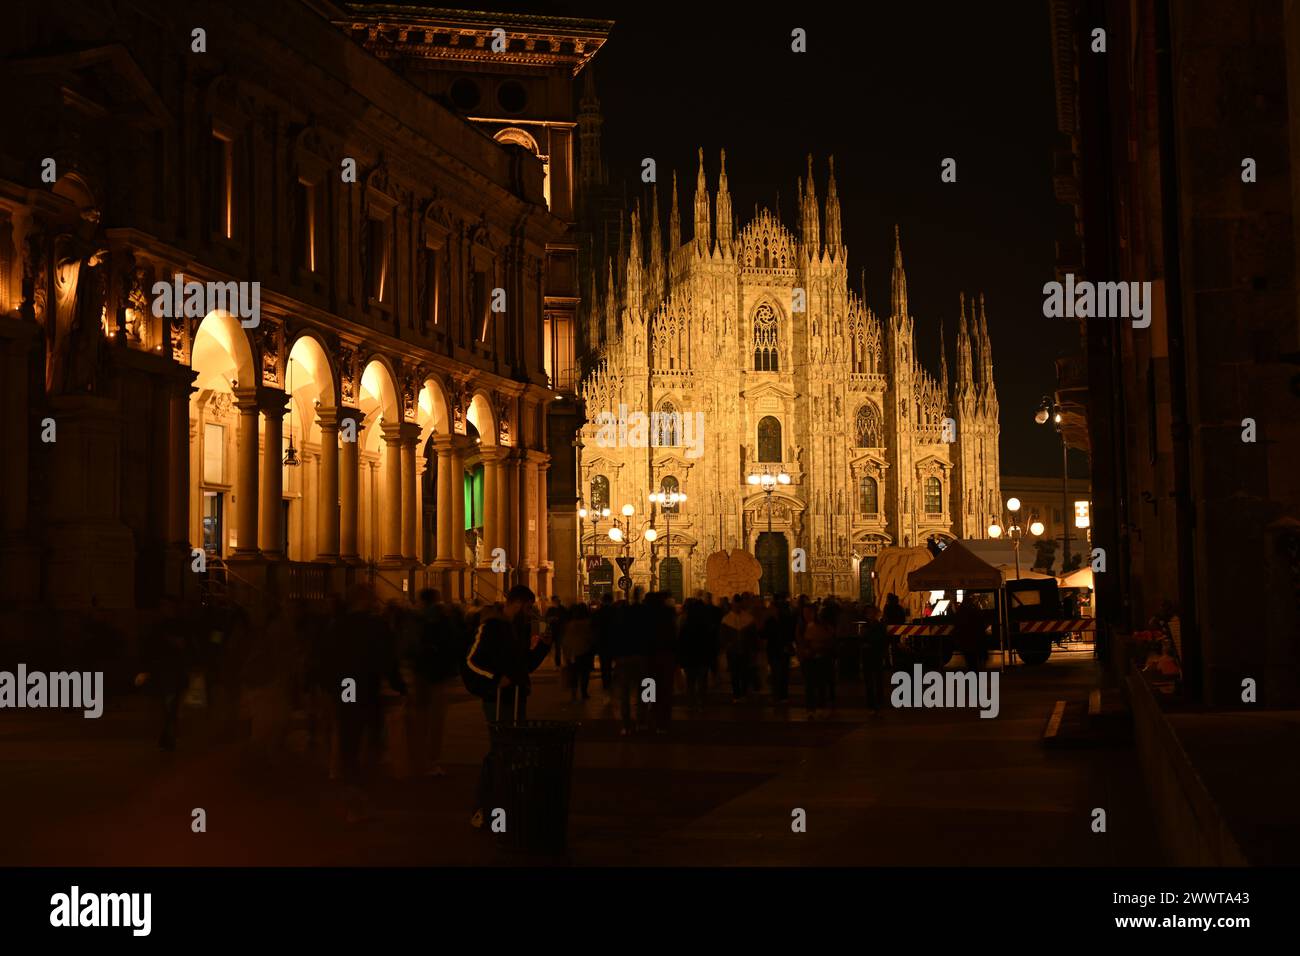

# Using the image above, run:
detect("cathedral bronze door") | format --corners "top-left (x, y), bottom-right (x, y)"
top-left (756, 532), bottom-right (789, 597)
top-left (660, 556), bottom-right (683, 602)
top-left (859, 556), bottom-right (876, 605)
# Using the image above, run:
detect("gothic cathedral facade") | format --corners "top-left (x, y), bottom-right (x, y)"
top-left (578, 150), bottom-right (1001, 600)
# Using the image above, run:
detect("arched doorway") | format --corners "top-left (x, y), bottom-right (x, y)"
top-left (858, 556), bottom-right (877, 605)
top-left (189, 311), bottom-right (256, 558)
top-left (660, 556), bottom-right (683, 601)
top-left (756, 532), bottom-right (789, 597)
top-left (357, 358), bottom-right (400, 562)
top-left (284, 334), bottom-right (335, 561)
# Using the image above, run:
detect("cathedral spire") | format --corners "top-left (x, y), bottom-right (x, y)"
top-left (625, 200), bottom-right (643, 310)
top-left (669, 171), bottom-right (681, 254)
top-left (692, 146), bottom-right (711, 253)
top-left (824, 155), bottom-right (842, 256)
top-left (939, 318), bottom-right (949, 395)
top-left (890, 224), bottom-right (908, 319)
top-left (956, 291), bottom-right (973, 390)
top-left (978, 292), bottom-right (996, 394)
top-left (801, 153), bottom-right (820, 257)
top-left (605, 256), bottom-right (617, 345)
top-left (649, 183), bottom-right (665, 300)
top-left (715, 148), bottom-right (733, 253)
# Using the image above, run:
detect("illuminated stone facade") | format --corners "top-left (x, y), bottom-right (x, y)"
top-left (578, 152), bottom-right (1002, 599)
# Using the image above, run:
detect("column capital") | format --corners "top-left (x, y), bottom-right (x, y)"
top-left (336, 405), bottom-right (364, 427)
top-left (253, 387), bottom-right (289, 417)
top-left (315, 405), bottom-right (343, 431)
top-left (478, 444), bottom-right (510, 464)
top-left (432, 432), bottom-right (474, 456)
top-left (524, 449), bottom-right (551, 466)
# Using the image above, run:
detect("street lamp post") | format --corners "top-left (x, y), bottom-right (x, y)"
top-left (578, 500), bottom-right (611, 602)
top-left (1036, 396), bottom-right (1071, 574)
top-left (746, 468), bottom-right (791, 594)
top-left (988, 497), bottom-right (1046, 580)
top-left (648, 487), bottom-right (687, 597)
top-left (608, 503), bottom-right (640, 600)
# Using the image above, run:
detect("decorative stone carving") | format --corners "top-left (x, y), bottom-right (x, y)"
top-left (260, 322), bottom-right (282, 386)
top-left (337, 345), bottom-right (357, 404)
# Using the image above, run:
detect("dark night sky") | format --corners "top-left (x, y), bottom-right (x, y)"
top-left (509, 0), bottom-right (1084, 476)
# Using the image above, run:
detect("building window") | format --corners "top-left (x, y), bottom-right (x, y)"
top-left (655, 401), bottom-right (681, 446)
top-left (659, 475), bottom-right (681, 514)
top-left (545, 311), bottom-right (575, 391)
top-left (473, 266), bottom-right (492, 342)
top-left (202, 423), bottom-right (225, 484)
top-left (855, 403), bottom-right (882, 447)
top-left (590, 475), bottom-right (610, 514)
top-left (295, 179), bottom-right (319, 273)
top-left (753, 303), bottom-right (779, 371)
top-left (212, 132), bottom-right (234, 239)
top-left (924, 477), bottom-right (943, 515)
top-left (367, 216), bottom-right (391, 303)
top-left (859, 475), bottom-right (878, 515)
top-left (757, 416), bottom-right (782, 462)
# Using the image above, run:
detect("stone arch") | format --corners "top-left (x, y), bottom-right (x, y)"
top-left (191, 310), bottom-right (256, 391)
top-left (417, 374), bottom-right (453, 446)
top-left (494, 127), bottom-right (540, 154)
top-left (286, 332), bottom-right (336, 440)
top-left (358, 356), bottom-right (399, 453)
top-left (467, 390), bottom-right (497, 448)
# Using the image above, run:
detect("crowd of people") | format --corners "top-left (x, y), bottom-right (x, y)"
top-left (131, 583), bottom-right (923, 824)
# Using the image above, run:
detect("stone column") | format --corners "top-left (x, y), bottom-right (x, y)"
top-left (399, 422), bottom-right (421, 562)
top-left (316, 408), bottom-right (340, 561)
top-left (449, 436), bottom-right (467, 598)
top-left (232, 389), bottom-right (262, 556)
top-left (536, 454), bottom-right (551, 597)
top-left (337, 407), bottom-right (362, 561)
top-left (258, 389), bottom-right (288, 557)
top-left (433, 436), bottom-right (457, 566)
top-left (480, 446), bottom-right (504, 566)
top-left (381, 421), bottom-right (404, 561)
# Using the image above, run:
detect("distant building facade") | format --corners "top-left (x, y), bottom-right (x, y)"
top-left (575, 151), bottom-right (1002, 600)
top-left (0, 1), bottom-right (607, 617)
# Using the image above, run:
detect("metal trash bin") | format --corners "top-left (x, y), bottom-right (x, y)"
top-left (487, 718), bottom-right (579, 855)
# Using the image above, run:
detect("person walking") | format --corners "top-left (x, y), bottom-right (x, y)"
top-left (329, 584), bottom-right (398, 823)
top-left (859, 605), bottom-right (889, 715)
top-left (797, 604), bottom-right (835, 719)
top-left (677, 598), bottom-right (714, 712)
top-left (720, 596), bottom-right (756, 702)
top-left (462, 585), bottom-right (549, 829)
top-left (763, 595), bottom-right (796, 705)
top-left (647, 592), bottom-right (678, 734)
top-left (562, 602), bottom-right (595, 702)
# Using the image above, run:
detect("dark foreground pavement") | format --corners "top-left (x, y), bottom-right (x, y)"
top-left (3, 650), bottom-right (1161, 866)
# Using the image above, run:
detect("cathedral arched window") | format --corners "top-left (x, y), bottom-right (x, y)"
top-left (757, 416), bottom-right (782, 462)
top-left (659, 475), bottom-right (681, 514)
top-left (855, 403), bottom-right (882, 447)
top-left (654, 400), bottom-right (681, 446)
top-left (924, 477), bottom-right (943, 515)
top-left (753, 303), bottom-right (779, 371)
top-left (590, 475), bottom-right (610, 514)
top-left (859, 476), bottom-right (879, 515)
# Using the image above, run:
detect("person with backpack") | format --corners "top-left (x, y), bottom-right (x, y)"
top-left (462, 585), bottom-right (549, 829)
